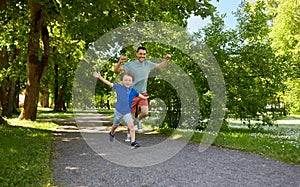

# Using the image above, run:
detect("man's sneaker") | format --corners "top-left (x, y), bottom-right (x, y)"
top-left (131, 141), bottom-right (140, 149)
top-left (108, 132), bottom-right (114, 142)
top-left (136, 119), bottom-right (143, 132)
top-left (125, 134), bottom-right (131, 142)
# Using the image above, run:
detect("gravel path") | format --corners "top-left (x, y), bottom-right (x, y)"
top-left (51, 114), bottom-right (300, 187)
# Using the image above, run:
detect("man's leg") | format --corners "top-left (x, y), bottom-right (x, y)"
top-left (136, 97), bottom-right (149, 131)
top-left (138, 105), bottom-right (149, 120)
top-left (125, 128), bottom-right (131, 142)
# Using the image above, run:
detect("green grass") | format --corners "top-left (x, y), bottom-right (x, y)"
top-left (0, 108), bottom-right (113, 186)
top-left (36, 107), bottom-right (114, 119)
top-left (0, 120), bottom-right (57, 186)
top-left (159, 122), bottom-right (300, 165)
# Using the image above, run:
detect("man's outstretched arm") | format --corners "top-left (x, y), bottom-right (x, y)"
top-left (114, 56), bottom-right (127, 72)
top-left (156, 54), bottom-right (171, 69)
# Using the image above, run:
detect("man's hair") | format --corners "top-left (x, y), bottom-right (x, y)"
top-left (137, 46), bottom-right (146, 52)
top-left (120, 72), bottom-right (135, 82)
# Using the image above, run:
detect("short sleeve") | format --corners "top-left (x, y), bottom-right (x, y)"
top-left (132, 88), bottom-right (139, 97)
top-left (122, 61), bottom-right (131, 72)
top-left (112, 83), bottom-right (119, 90)
top-left (148, 61), bottom-right (156, 70)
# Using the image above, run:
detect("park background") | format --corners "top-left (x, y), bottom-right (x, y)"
top-left (0, 0), bottom-right (299, 186)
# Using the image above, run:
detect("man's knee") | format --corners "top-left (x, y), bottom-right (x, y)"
top-left (140, 110), bottom-right (148, 117)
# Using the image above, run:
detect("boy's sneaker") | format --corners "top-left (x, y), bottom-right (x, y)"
top-left (125, 134), bottom-right (131, 142)
top-left (131, 141), bottom-right (140, 149)
top-left (108, 132), bottom-right (114, 142)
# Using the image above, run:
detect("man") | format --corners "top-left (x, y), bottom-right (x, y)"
top-left (114, 46), bottom-right (171, 140)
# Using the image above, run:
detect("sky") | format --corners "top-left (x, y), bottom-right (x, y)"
top-left (187, 0), bottom-right (248, 33)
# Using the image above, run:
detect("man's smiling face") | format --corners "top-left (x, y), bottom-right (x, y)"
top-left (136, 49), bottom-right (146, 63)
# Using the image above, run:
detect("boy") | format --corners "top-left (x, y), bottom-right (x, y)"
top-left (93, 71), bottom-right (148, 149)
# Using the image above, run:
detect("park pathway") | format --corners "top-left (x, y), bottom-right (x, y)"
top-left (51, 113), bottom-right (300, 187)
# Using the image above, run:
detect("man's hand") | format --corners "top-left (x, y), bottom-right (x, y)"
top-left (114, 56), bottom-right (127, 72)
top-left (119, 56), bottom-right (128, 63)
top-left (165, 54), bottom-right (171, 60)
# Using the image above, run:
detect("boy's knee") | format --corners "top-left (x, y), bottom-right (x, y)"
top-left (127, 123), bottom-right (134, 130)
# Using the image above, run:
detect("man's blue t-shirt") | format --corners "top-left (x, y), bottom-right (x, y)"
top-left (112, 84), bottom-right (139, 114)
top-left (122, 60), bottom-right (156, 93)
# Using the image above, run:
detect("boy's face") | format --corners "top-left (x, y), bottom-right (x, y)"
top-left (122, 75), bottom-right (133, 88)
top-left (136, 49), bottom-right (146, 63)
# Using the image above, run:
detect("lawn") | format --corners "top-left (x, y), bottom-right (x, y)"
top-left (159, 116), bottom-right (300, 165)
top-left (0, 121), bottom-right (57, 186)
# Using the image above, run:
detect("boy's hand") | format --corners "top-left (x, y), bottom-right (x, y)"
top-left (93, 71), bottom-right (100, 78)
top-left (139, 94), bottom-right (149, 100)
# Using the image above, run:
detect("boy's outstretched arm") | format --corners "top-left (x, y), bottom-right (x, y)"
top-left (93, 71), bottom-right (113, 87)
top-left (138, 94), bottom-right (149, 100)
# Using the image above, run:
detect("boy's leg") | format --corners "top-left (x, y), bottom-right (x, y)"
top-left (127, 120), bottom-right (136, 143)
top-left (124, 96), bottom-right (138, 141)
top-left (110, 125), bottom-right (118, 135)
top-left (124, 113), bottom-right (140, 148)
top-left (110, 110), bottom-right (121, 142)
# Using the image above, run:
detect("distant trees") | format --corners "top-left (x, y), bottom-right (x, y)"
top-left (193, 0), bottom-right (299, 128)
top-left (268, 0), bottom-right (300, 114)
top-left (0, 0), bottom-right (214, 120)
top-left (1, 0), bottom-right (299, 127)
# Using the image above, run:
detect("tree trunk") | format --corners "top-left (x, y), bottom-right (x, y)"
top-left (54, 59), bottom-right (59, 110)
top-left (1, 48), bottom-right (20, 117)
top-left (0, 0), bottom-right (6, 11)
top-left (54, 78), bottom-right (67, 111)
top-left (0, 48), bottom-right (9, 115)
top-left (4, 79), bottom-right (17, 117)
top-left (0, 115), bottom-right (8, 125)
top-left (107, 100), bottom-right (110, 110)
top-left (40, 86), bottom-right (49, 108)
top-left (19, 1), bottom-right (49, 120)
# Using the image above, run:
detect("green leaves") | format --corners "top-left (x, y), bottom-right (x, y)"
top-left (195, 0), bottom-right (290, 127)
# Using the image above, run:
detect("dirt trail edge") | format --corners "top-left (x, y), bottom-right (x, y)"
top-left (51, 114), bottom-right (300, 187)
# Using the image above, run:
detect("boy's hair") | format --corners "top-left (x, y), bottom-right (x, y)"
top-left (137, 46), bottom-right (146, 52)
top-left (120, 72), bottom-right (135, 82)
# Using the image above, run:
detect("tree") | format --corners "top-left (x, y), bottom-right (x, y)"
top-left (195, 1), bottom-right (287, 128)
top-left (0, 0), bottom-right (28, 117)
top-left (228, 1), bottom-right (287, 126)
top-left (0, 0), bottom-right (215, 120)
top-left (268, 0), bottom-right (300, 114)
top-left (19, 0), bottom-right (49, 120)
